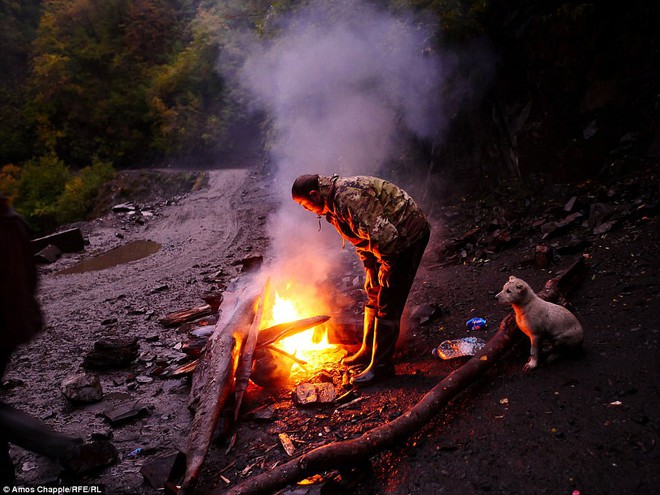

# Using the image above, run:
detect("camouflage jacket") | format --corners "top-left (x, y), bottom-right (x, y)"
top-left (318, 175), bottom-right (429, 269)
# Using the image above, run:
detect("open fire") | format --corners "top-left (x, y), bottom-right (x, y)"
top-left (259, 282), bottom-right (341, 374)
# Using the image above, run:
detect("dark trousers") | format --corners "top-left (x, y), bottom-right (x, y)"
top-left (366, 228), bottom-right (430, 321)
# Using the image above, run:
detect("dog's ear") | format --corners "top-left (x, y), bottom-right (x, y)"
top-left (515, 282), bottom-right (525, 291)
top-left (509, 275), bottom-right (516, 282)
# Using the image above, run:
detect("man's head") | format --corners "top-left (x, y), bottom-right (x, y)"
top-left (292, 174), bottom-right (326, 215)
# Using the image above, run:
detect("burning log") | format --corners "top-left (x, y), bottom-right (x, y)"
top-left (168, 315), bottom-right (329, 378)
top-left (249, 347), bottom-right (301, 389)
top-left (179, 289), bottom-right (260, 495)
top-left (256, 315), bottom-right (331, 348)
top-left (220, 257), bottom-right (587, 495)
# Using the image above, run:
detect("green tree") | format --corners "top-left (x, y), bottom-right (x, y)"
top-left (28, 0), bottom-right (188, 166)
top-left (56, 158), bottom-right (115, 223)
top-left (15, 152), bottom-right (70, 231)
top-left (147, 14), bottom-right (227, 157)
top-left (0, 0), bottom-right (42, 163)
top-left (0, 164), bottom-right (22, 203)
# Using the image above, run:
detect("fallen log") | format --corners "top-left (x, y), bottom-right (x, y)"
top-left (179, 289), bottom-right (259, 495)
top-left (221, 257), bottom-right (587, 495)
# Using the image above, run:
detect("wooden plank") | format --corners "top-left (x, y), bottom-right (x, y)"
top-left (234, 281), bottom-right (269, 421)
top-left (179, 288), bottom-right (258, 495)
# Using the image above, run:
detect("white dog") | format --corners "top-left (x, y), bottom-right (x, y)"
top-left (496, 276), bottom-right (584, 371)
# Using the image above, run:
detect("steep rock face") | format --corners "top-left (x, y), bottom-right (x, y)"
top-left (439, 1), bottom-right (659, 184)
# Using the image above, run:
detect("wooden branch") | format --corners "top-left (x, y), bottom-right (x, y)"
top-left (265, 345), bottom-right (308, 368)
top-left (159, 304), bottom-right (214, 328)
top-left (221, 257), bottom-right (587, 495)
top-left (256, 315), bottom-right (331, 348)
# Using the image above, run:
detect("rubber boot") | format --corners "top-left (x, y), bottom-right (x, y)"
top-left (351, 318), bottom-right (399, 386)
top-left (342, 306), bottom-right (377, 366)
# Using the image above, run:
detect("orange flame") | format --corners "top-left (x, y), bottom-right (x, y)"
top-left (259, 282), bottom-right (337, 370)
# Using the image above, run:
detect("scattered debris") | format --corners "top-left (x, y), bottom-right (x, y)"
top-left (293, 383), bottom-right (337, 406)
top-left (140, 451), bottom-right (186, 491)
top-left (535, 243), bottom-right (553, 269)
top-left (60, 440), bottom-right (118, 474)
top-left (564, 196), bottom-right (578, 212)
top-left (31, 227), bottom-right (85, 253)
top-left (540, 212), bottom-right (583, 240)
top-left (101, 401), bottom-right (150, 425)
top-left (410, 304), bottom-right (442, 325)
top-left (278, 433), bottom-right (296, 456)
top-left (61, 373), bottom-right (104, 403)
top-left (34, 244), bottom-right (62, 264)
top-left (83, 337), bottom-right (139, 370)
top-left (112, 202), bottom-right (136, 213)
top-left (159, 304), bottom-right (215, 328)
top-left (244, 404), bottom-right (277, 422)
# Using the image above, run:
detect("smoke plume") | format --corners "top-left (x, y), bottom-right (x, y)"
top-left (226, 0), bottom-right (450, 291)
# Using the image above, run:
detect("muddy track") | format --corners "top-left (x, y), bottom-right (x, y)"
top-left (4, 168), bottom-right (273, 493)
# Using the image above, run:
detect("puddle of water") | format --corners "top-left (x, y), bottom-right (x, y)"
top-left (58, 240), bottom-right (161, 275)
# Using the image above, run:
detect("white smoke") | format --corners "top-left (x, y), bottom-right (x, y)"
top-left (225, 0), bottom-right (448, 289)
top-left (238, 0), bottom-right (443, 184)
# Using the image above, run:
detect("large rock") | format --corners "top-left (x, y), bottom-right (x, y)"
top-left (61, 373), bottom-right (104, 403)
top-left (83, 337), bottom-right (139, 370)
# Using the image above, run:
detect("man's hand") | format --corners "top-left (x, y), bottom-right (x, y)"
top-left (378, 267), bottom-right (391, 288)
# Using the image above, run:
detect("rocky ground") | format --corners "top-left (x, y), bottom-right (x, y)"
top-left (1, 163), bottom-right (658, 495)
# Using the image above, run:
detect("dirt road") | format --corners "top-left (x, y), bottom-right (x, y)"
top-left (4, 168), bottom-right (273, 492)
